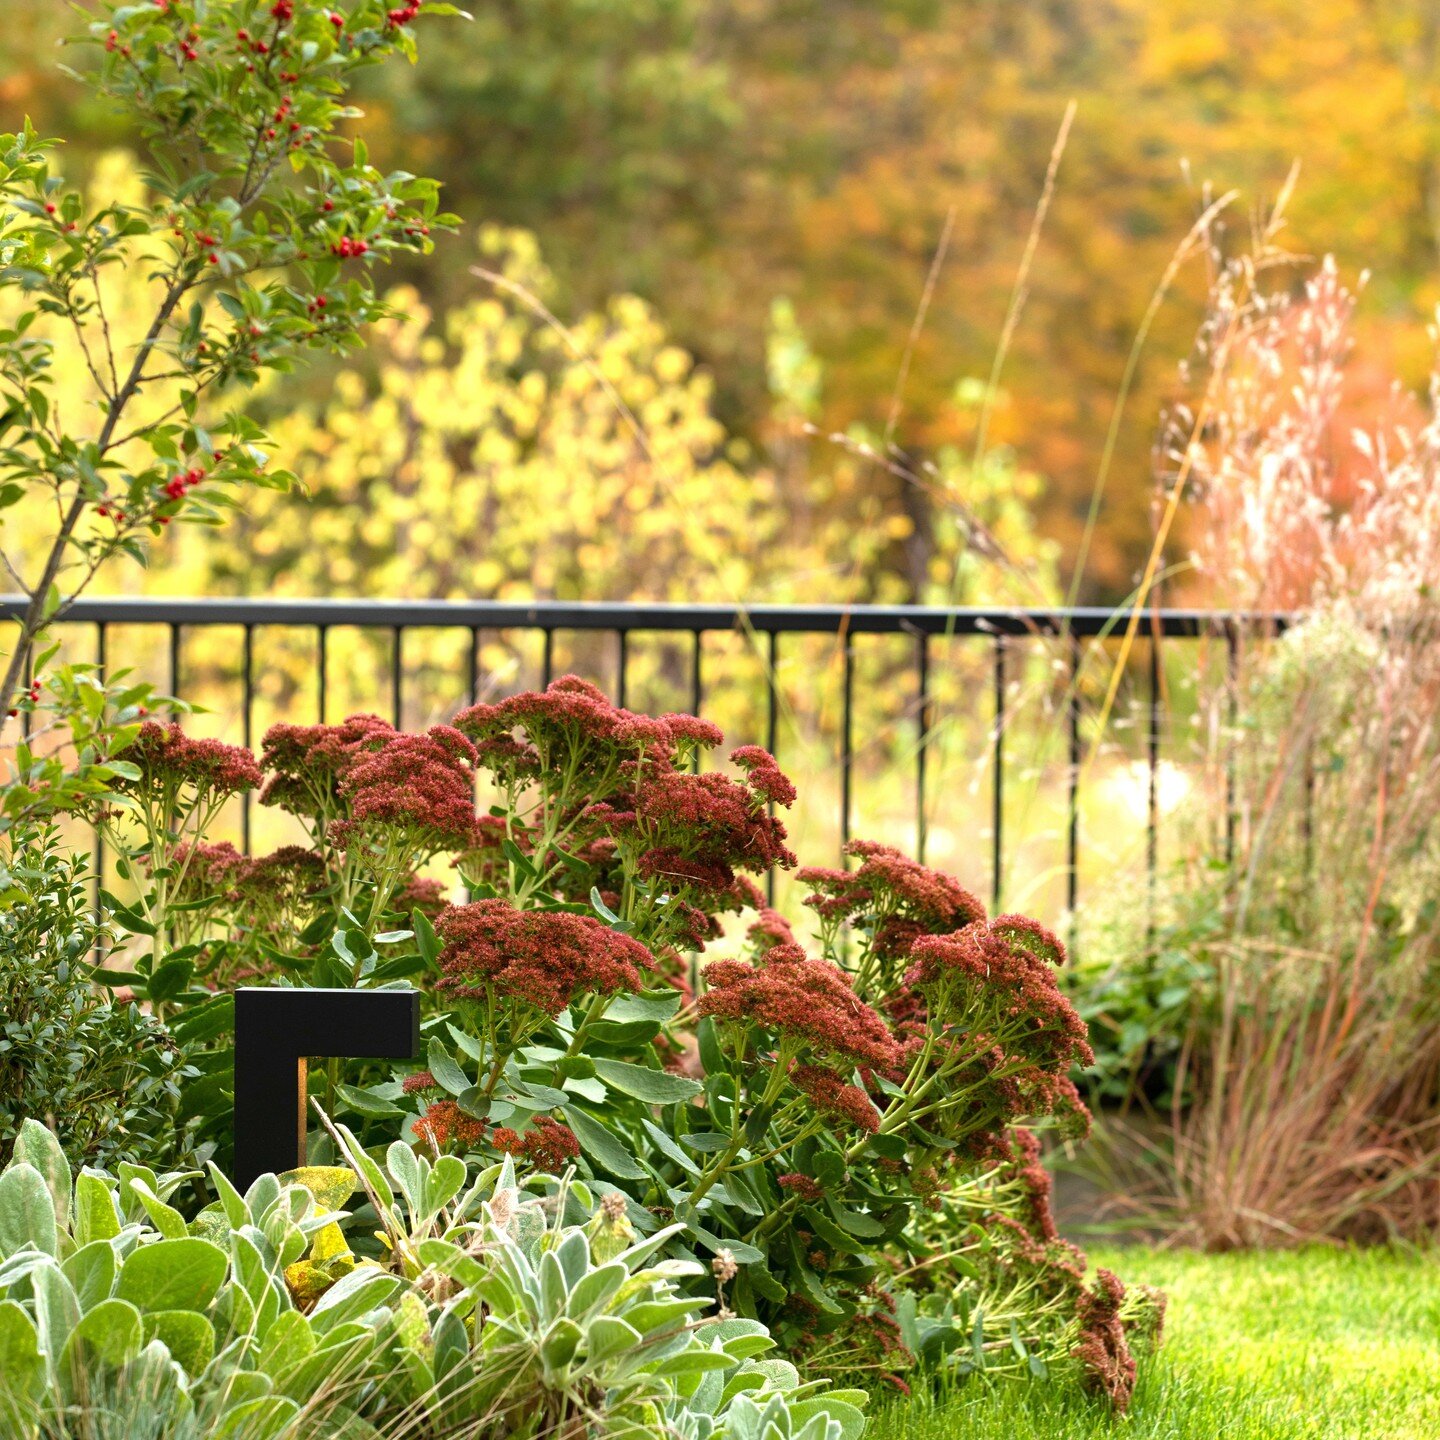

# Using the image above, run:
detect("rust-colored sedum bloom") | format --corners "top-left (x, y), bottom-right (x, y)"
top-left (232, 845), bottom-right (329, 919)
top-left (622, 766), bottom-right (797, 881)
top-left (699, 942), bottom-right (903, 1075)
top-left (790, 1063), bottom-right (883, 1133)
top-left (747, 906), bottom-right (797, 952)
top-left (436, 898), bottom-right (654, 1015)
top-left (904, 919), bottom-right (1093, 1075)
top-left (164, 840), bottom-right (246, 903)
top-left (330, 724), bottom-right (478, 856)
top-left (413, 1099), bottom-right (486, 1152)
top-left (394, 872), bottom-right (449, 920)
top-left (492, 1115), bottom-right (581, 1172)
top-left (259, 712), bottom-right (395, 821)
top-left (730, 744), bottom-right (798, 806)
top-left (1072, 1268), bottom-right (1138, 1412)
top-left (118, 721), bottom-right (262, 798)
top-left (800, 839), bottom-right (986, 960)
top-left (454, 674), bottom-right (675, 782)
top-left (776, 1172), bottom-right (826, 1201)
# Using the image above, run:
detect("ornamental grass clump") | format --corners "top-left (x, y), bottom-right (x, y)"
top-left (1074, 224), bottom-right (1440, 1247)
top-left (84, 676), bottom-right (1160, 1410)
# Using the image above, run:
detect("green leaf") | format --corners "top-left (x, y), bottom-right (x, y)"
top-left (126, 1180), bottom-right (188, 1240)
top-left (593, 1058), bottom-right (702, 1105)
top-left (867, 1133), bottom-right (907, 1163)
top-left (115, 1239), bottom-right (227, 1313)
top-left (12, 1120), bottom-right (71, 1233)
top-left (173, 994), bottom-right (235, 1044)
top-left (0, 1163), bottom-right (57, 1257)
top-left (0, 1300), bottom-right (44, 1400)
top-left (747, 1261), bottom-right (788, 1305)
top-left (73, 1172), bottom-right (121, 1247)
top-left (144, 1308), bottom-right (215, 1377)
top-left (800, 1207), bottom-right (857, 1255)
top-left (426, 1037), bottom-right (471, 1098)
top-left (811, 1151), bottom-right (847, 1191)
top-left (62, 1240), bottom-right (117, 1312)
top-left (562, 1107), bottom-right (646, 1180)
top-left (146, 957), bottom-right (195, 1003)
top-left (387, 1142), bottom-right (425, 1217)
top-left (590, 887), bottom-right (622, 924)
top-left (689, 1226), bottom-right (763, 1265)
top-left (791, 1397), bottom-right (868, 1440)
top-left (503, 839), bottom-right (536, 879)
top-left (64, 1297), bottom-right (144, 1369)
top-left (832, 1207), bottom-right (884, 1239)
top-left (680, 1132), bottom-right (733, 1153)
top-left (335, 1083), bottom-right (403, 1118)
top-left (335, 1124), bottom-right (394, 1212)
top-left (638, 1119), bottom-right (700, 1177)
top-left (587, 1315), bottom-right (643, 1363)
top-left (412, 908), bottom-right (441, 967)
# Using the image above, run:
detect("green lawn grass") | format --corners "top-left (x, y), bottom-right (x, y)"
top-left (870, 1246), bottom-right (1440, 1440)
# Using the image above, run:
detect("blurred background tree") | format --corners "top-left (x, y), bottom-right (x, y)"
top-left (6, 0), bottom-right (1440, 600)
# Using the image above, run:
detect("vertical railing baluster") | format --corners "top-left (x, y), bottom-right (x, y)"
top-left (93, 622), bottom-right (107, 950)
top-left (917, 633), bottom-right (931, 865)
top-left (616, 629), bottom-right (629, 709)
top-left (391, 627), bottom-right (403, 728)
top-left (840, 634), bottom-right (854, 859)
top-left (765, 630), bottom-right (780, 760)
top-left (992, 633), bottom-right (1004, 910)
top-left (242, 624), bottom-right (254, 854)
top-left (468, 627), bottom-right (481, 706)
top-left (1067, 633), bottom-right (1081, 942)
top-left (765, 629), bottom-right (779, 905)
top-left (317, 625), bottom-right (328, 723)
top-left (169, 623), bottom-right (182, 712)
top-left (542, 629), bottom-right (554, 687)
top-left (689, 631), bottom-right (703, 773)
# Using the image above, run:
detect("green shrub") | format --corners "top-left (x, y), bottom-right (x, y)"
top-left (0, 826), bottom-right (196, 1173)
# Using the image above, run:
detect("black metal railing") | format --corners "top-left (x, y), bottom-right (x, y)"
top-left (2, 596), bottom-right (1285, 914)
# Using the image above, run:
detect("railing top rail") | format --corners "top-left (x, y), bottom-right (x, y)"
top-left (0, 595), bottom-right (1290, 638)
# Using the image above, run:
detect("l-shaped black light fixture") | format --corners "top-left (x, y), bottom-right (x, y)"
top-left (233, 987), bottom-right (420, 1189)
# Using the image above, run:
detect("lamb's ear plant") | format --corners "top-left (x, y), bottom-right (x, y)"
top-left (320, 1112), bottom-right (869, 1438)
top-left (0, 1118), bottom-right (399, 1440)
top-left (0, 1114), bottom-right (870, 1438)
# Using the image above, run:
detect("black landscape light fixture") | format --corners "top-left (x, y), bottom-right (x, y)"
top-left (233, 987), bottom-right (421, 1189)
